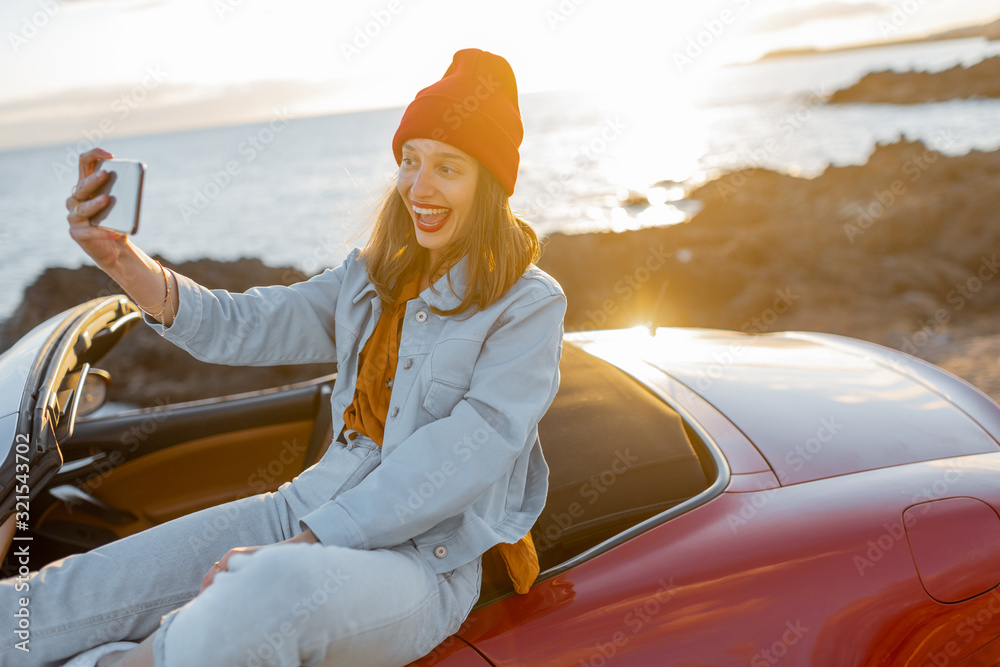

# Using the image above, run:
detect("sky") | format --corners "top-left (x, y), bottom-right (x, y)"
top-left (1, 0), bottom-right (998, 151)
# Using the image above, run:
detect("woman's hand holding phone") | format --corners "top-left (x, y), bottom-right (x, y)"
top-left (65, 147), bottom-right (179, 326)
top-left (66, 147), bottom-right (128, 273)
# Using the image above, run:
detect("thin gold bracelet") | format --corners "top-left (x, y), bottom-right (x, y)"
top-left (137, 261), bottom-right (173, 334)
top-left (161, 264), bottom-right (175, 331)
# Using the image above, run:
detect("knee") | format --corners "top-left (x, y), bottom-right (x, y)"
top-left (164, 544), bottom-right (354, 666)
top-left (226, 543), bottom-right (355, 626)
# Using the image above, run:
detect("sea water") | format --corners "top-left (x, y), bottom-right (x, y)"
top-left (1, 36), bottom-right (999, 322)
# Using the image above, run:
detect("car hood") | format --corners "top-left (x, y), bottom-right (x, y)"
top-left (572, 327), bottom-right (1000, 485)
top-left (0, 296), bottom-right (140, 519)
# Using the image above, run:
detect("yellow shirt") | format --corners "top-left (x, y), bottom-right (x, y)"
top-left (343, 269), bottom-right (539, 594)
top-left (342, 271), bottom-right (421, 447)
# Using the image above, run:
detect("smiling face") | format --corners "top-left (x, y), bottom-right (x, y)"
top-left (396, 138), bottom-right (479, 268)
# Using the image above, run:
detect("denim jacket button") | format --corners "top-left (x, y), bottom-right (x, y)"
top-left (415, 310), bottom-right (428, 323)
top-left (433, 545), bottom-right (448, 558)
top-left (403, 359), bottom-right (413, 370)
top-left (389, 407), bottom-right (399, 418)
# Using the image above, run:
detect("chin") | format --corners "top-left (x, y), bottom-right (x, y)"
top-left (413, 225), bottom-right (450, 252)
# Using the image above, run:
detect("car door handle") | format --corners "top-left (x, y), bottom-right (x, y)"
top-left (49, 485), bottom-right (138, 525)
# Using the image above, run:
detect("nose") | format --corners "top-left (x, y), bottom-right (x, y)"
top-left (410, 164), bottom-right (435, 199)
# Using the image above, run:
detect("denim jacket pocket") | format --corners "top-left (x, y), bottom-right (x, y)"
top-left (423, 380), bottom-right (467, 420)
top-left (422, 338), bottom-right (482, 419)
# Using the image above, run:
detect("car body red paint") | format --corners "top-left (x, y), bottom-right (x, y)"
top-left (4, 298), bottom-right (1000, 666)
top-left (410, 328), bottom-right (1000, 667)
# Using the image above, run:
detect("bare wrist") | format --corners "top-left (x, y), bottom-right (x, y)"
top-left (100, 240), bottom-right (144, 286)
top-left (102, 247), bottom-right (178, 328)
top-left (290, 529), bottom-right (318, 544)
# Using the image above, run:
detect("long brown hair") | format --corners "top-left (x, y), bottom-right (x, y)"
top-left (360, 164), bottom-right (540, 316)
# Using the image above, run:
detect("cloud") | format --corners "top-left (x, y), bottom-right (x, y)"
top-left (0, 79), bottom-right (347, 151)
top-left (58, 0), bottom-right (169, 11)
top-left (59, 0), bottom-right (163, 4)
top-left (748, 1), bottom-right (886, 33)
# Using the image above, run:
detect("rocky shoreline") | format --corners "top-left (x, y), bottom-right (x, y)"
top-left (539, 139), bottom-right (1000, 401)
top-left (829, 55), bottom-right (1000, 104)
top-left (2, 138), bottom-right (999, 406)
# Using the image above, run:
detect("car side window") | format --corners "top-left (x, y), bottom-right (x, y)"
top-left (477, 343), bottom-right (715, 601)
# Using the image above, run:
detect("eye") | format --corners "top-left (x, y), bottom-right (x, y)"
top-left (401, 155), bottom-right (416, 167)
top-left (440, 164), bottom-right (457, 175)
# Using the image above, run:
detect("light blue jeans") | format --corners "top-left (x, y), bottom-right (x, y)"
top-left (0, 434), bottom-right (482, 667)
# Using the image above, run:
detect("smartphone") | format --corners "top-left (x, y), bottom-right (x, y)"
top-left (89, 159), bottom-right (145, 235)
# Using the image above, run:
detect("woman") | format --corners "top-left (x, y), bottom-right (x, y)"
top-left (1, 48), bottom-right (565, 667)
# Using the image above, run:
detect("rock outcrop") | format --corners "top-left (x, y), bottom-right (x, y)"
top-left (829, 56), bottom-right (1000, 103)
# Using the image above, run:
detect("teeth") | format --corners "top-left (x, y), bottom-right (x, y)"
top-left (414, 206), bottom-right (449, 215)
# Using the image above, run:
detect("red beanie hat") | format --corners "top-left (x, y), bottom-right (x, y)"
top-left (392, 48), bottom-right (523, 196)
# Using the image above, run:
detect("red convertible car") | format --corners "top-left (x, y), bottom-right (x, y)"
top-left (4, 296), bottom-right (1000, 665)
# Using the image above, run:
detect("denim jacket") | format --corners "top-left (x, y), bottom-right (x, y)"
top-left (145, 248), bottom-right (566, 573)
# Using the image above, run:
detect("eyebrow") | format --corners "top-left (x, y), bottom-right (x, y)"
top-left (401, 142), bottom-right (471, 163)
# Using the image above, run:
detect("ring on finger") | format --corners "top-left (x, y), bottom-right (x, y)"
top-left (213, 561), bottom-right (222, 572)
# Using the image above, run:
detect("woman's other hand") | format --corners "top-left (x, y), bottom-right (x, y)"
top-left (66, 147), bottom-right (126, 271)
top-left (200, 530), bottom-right (319, 593)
